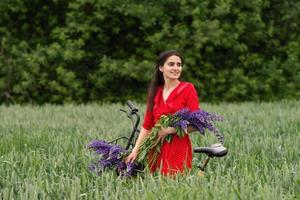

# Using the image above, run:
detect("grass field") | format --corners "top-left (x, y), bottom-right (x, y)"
top-left (0, 101), bottom-right (299, 199)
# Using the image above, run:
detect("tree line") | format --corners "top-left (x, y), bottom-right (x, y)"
top-left (0, 0), bottom-right (299, 104)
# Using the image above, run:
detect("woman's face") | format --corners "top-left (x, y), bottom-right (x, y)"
top-left (159, 55), bottom-right (182, 81)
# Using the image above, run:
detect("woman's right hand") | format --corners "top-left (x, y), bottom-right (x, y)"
top-left (125, 127), bottom-right (151, 163)
top-left (125, 148), bottom-right (138, 163)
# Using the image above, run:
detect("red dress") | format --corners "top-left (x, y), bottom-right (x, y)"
top-left (142, 82), bottom-right (200, 175)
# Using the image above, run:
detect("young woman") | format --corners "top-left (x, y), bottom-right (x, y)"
top-left (126, 50), bottom-right (200, 175)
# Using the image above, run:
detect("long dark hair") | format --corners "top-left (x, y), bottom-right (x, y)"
top-left (147, 50), bottom-right (184, 110)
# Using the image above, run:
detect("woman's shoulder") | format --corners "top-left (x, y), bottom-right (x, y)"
top-left (181, 81), bottom-right (196, 89)
top-left (176, 81), bottom-right (195, 94)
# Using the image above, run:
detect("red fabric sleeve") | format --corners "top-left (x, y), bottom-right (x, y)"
top-left (142, 104), bottom-right (155, 130)
top-left (186, 83), bottom-right (200, 111)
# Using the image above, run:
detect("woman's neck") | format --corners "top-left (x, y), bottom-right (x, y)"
top-left (163, 79), bottom-right (181, 90)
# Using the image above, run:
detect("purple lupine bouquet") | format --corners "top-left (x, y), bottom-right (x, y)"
top-left (88, 140), bottom-right (143, 178)
top-left (88, 108), bottom-right (223, 177)
top-left (136, 108), bottom-right (223, 168)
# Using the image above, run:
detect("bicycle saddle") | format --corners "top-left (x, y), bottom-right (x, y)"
top-left (193, 143), bottom-right (228, 157)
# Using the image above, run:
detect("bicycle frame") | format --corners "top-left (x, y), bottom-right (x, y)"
top-left (109, 101), bottom-right (140, 150)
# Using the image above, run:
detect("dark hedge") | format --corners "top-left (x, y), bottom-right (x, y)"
top-left (0, 0), bottom-right (299, 104)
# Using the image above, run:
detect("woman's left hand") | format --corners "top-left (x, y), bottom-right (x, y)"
top-left (158, 127), bottom-right (170, 138)
top-left (155, 127), bottom-right (176, 145)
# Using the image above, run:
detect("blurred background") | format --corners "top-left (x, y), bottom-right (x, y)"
top-left (0, 0), bottom-right (299, 104)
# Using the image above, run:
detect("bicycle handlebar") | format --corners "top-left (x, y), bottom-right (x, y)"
top-left (126, 100), bottom-right (139, 113)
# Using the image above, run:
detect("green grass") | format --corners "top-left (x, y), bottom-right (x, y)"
top-left (0, 101), bottom-right (299, 200)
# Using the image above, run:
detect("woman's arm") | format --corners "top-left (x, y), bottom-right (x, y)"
top-left (125, 127), bottom-right (151, 163)
top-left (157, 125), bottom-right (197, 138)
top-left (133, 127), bottom-right (151, 151)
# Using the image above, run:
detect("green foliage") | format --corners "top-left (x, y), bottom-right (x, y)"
top-left (0, 0), bottom-right (299, 104)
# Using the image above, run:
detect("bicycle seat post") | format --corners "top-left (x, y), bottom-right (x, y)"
top-left (199, 156), bottom-right (210, 170)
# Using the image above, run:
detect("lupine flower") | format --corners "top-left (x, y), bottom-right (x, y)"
top-left (123, 162), bottom-right (143, 177)
top-left (173, 119), bottom-right (189, 130)
top-left (87, 139), bottom-right (141, 178)
top-left (174, 108), bottom-right (190, 118)
top-left (173, 109), bottom-right (223, 136)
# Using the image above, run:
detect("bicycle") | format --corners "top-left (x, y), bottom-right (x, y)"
top-left (109, 100), bottom-right (228, 176)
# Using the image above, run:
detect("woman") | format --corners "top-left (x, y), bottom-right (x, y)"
top-left (126, 50), bottom-right (200, 175)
